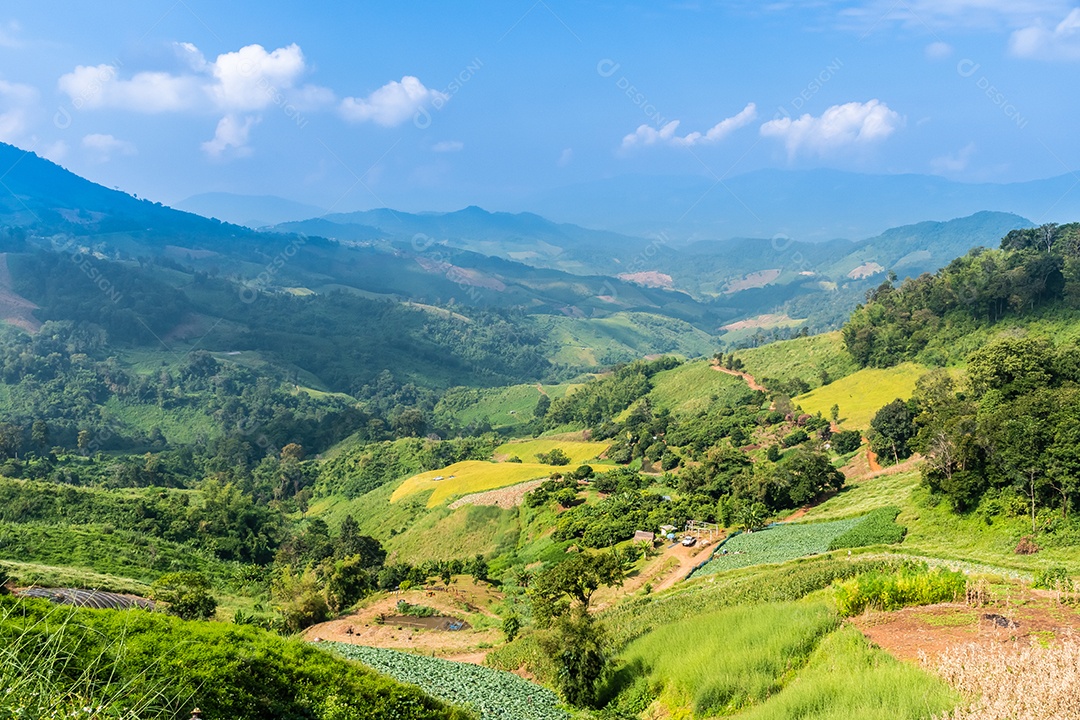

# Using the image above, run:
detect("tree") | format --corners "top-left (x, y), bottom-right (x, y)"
top-left (30, 421), bottom-right (49, 453)
top-left (77, 430), bottom-right (91, 454)
top-left (529, 552), bottom-right (624, 626)
top-left (0, 423), bottom-right (21, 460)
top-left (830, 404), bottom-right (840, 424)
top-left (537, 448), bottom-right (571, 466)
top-left (468, 554), bottom-right (489, 583)
top-left (539, 608), bottom-right (608, 708)
top-left (272, 567), bottom-right (330, 632)
top-left (534, 394), bottom-right (551, 419)
top-left (831, 430), bottom-right (862, 455)
top-left (869, 399), bottom-right (917, 465)
top-left (150, 572), bottom-right (218, 621)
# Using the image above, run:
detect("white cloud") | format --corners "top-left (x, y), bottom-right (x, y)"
top-left (931, 142), bottom-right (976, 173)
top-left (201, 114), bottom-right (259, 158)
top-left (339, 76), bottom-right (448, 127)
top-left (558, 147), bottom-right (574, 166)
top-left (431, 140), bottom-right (463, 152)
top-left (58, 64), bottom-right (201, 113)
top-left (82, 133), bottom-right (136, 162)
top-left (1010, 8), bottom-right (1080, 60)
top-left (759, 99), bottom-right (902, 158)
top-left (208, 43), bottom-right (308, 111)
top-left (0, 79), bottom-right (39, 143)
top-left (925, 41), bottom-right (954, 59)
top-left (621, 103), bottom-right (757, 149)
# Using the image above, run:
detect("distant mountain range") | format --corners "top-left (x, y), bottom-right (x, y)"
top-left (516, 169), bottom-right (1080, 242)
top-left (175, 192), bottom-right (328, 229)
top-left (0, 141), bottom-right (1045, 340)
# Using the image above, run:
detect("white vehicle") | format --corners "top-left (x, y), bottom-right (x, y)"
top-left (681, 535), bottom-right (696, 547)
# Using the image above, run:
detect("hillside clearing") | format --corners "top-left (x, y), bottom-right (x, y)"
top-left (794, 362), bottom-right (929, 429)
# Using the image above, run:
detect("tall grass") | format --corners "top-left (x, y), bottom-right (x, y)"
top-left (0, 602), bottom-right (179, 720)
top-left (737, 625), bottom-right (958, 720)
top-left (612, 602), bottom-right (839, 717)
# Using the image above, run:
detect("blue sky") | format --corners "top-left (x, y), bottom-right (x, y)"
top-left (1, 0), bottom-right (1078, 214)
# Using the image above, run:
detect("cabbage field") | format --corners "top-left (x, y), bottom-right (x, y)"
top-left (329, 643), bottom-right (568, 720)
top-left (692, 516), bottom-right (865, 576)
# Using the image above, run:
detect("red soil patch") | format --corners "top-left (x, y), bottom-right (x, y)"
top-left (852, 592), bottom-right (1080, 665)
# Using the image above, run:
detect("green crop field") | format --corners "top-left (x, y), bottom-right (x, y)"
top-left (734, 331), bottom-right (858, 391)
top-left (432, 382), bottom-right (580, 432)
top-left (794, 362), bottom-right (929, 429)
top-left (694, 517), bottom-right (872, 576)
top-left (646, 360), bottom-right (755, 415)
top-left (329, 644), bottom-right (568, 720)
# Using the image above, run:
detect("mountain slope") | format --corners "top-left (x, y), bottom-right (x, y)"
top-left (175, 192), bottom-right (328, 228)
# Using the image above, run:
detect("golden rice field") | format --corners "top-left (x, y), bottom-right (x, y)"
top-left (493, 438), bottom-right (608, 465)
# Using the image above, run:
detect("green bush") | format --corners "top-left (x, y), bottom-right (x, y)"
top-left (149, 572), bottom-right (217, 621)
top-left (834, 565), bottom-right (966, 617)
top-left (396, 600), bottom-right (437, 617)
top-left (831, 430), bottom-right (863, 454)
top-left (0, 596), bottom-right (469, 720)
top-left (781, 429), bottom-right (809, 447)
top-left (828, 507), bottom-right (906, 550)
top-left (1033, 566), bottom-right (1075, 592)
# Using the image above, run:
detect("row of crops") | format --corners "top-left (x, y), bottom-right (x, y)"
top-left (329, 643), bottom-right (568, 720)
top-left (691, 508), bottom-right (905, 576)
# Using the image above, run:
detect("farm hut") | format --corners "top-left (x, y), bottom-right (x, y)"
top-left (633, 530), bottom-right (655, 543)
top-left (659, 525), bottom-right (676, 536)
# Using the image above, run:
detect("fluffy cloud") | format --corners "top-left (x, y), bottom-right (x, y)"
top-left (339, 76), bottom-right (448, 127)
top-left (759, 99), bottom-right (901, 158)
top-left (82, 133), bottom-right (137, 162)
top-left (201, 114), bottom-right (259, 158)
top-left (0, 79), bottom-right (39, 143)
top-left (1010, 8), bottom-right (1080, 60)
top-left (621, 102), bottom-right (757, 149)
top-left (58, 43), bottom-right (322, 114)
top-left (58, 64), bottom-right (200, 113)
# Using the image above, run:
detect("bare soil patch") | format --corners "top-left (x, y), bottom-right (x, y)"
top-left (852, 591), bottom-right (1080, 665)
top-left (303, 579), bottom-right (503, 664)
top-left (723, 268), bottom-right (781, 294)
top-left (617, 271), bottom-right (674, 289)
top-left (448, 479), bottom-right (545, 509)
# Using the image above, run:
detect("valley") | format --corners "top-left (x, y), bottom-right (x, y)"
top-left (1, 150), bottom-right (1079, 720)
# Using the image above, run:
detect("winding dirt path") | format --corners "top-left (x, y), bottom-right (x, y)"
top-left (711, 364), bottom-right (767, 392)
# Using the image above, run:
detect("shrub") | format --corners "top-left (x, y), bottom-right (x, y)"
top-left (781, 429), bottom-right (809, 447)
top-left (831, 430), bottom-right (863, 454)
top-left (1033, 566), bottom-right (1075, 592)
top-left (834, 565), bottom-right (966, 617)
top-left (396, 600), bottom-right (437, 617)
top-left (536, 449), bottom-right (570, 466)
top-left (828, 507), bottom-right (906, 550)
top-left (149, 571), bottom-right (217, 621)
